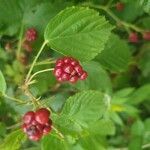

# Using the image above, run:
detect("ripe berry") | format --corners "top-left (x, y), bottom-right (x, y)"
top-left (116, 2), bottom-right (124, 11)
top-left (54, 57), bottom-right (88, 83)
top-left (35, 108), bottom-right (50, 125)
top-left (22, 108), bottom-right (52, 141)
top-left (23, 111), bottom-right (35, 124)
top-left (25, 28), bottom-right (38, 42)
top-left (128, 32), bottom-right (139, 43)
top-left (143, 32), bottom-right (150, 41)
top-left (22, 40), bottom-right (32, 52)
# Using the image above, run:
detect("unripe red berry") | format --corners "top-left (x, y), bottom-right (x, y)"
top-left (143, 32), bottom-right (150, 41)
top-left (54, 57), bottom-right (88, 83)
top-left (116, 2), bottom-right (124, 11)
top-left (128, 32), bottom-right (139, 43)
top-left (23, 111), bottom-right (35, 124)
top-left (35, 108), bottom-right (50, 125)
top-left (25, 28), bottom-right (38, 42)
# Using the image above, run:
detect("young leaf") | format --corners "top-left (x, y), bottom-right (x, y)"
top-left (0, 70), bottom-right (7, 94)
top-left (96, 34), bottom-right (131, 72)
top-left (44, 7), bottom-right (113, 61)
top-left (0, 129), bottom-right (26, 150)
top-left (41, 134), bottom-right (68, 150)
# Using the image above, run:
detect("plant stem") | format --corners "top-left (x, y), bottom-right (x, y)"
top-left (52, 126), bottom-right (64, 139)
top-left (25, 41), bottom-right (48, 82)
top-left (17, 24), bottom-right (24, 59)
top-left (27, 68), bottom-right (54, 84)
top-left (82, 3), bottom-right (145, 33)
top-left (26, 59), bottom-right (56, 68)
top-left (6, 122), bottom-right (22, 130)
top-left (3, 94), bottom-right (26, 104)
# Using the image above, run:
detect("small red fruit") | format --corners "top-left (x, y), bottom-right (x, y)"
top-left (143, 32), bottom-right (150, 41)
top-left (25, 28), bottom-right (38, 42)
top-left (116, 2), bottom-right (124, 11)
top-left (54, 57), bottom-right (88, 83)
top-left (35, 108), bottom-right (50, 125)
top-left (23, 111), bottom-right (35, 124)
top-left (28, 130), bottom-right (42, 141)
top-left (128, 32), bottom-right (139, 43)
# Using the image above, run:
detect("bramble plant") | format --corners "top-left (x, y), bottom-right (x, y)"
top-left (0, 0), bottom-right (150, 150)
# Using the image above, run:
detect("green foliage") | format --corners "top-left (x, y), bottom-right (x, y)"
top-left (0, 0), bottom-right (150, 149)
top-left (96, 34), bottom-right (131, 72)
top-left (45, 7), bottom-right (113, 61)
top-left (0, 70), bottom-right (6, 94)
top-left (0, 129), bottom-right (26, 150)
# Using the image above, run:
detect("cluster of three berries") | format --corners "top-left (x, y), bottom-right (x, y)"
top-left (22, 108), bottom-right (52, 141)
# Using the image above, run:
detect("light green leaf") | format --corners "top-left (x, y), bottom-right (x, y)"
top-left (79, 135), bottom-right (106, 150)
top-left (41, 134), bottom-right (68, 150)
top-left (0, 129), bottom-right (26, 150)
top-left (54, 91), bottom-right (107, 135)
top-left (73, 61), bottom-right (112, 94)
top-left (88, 119), bottom-right (116, 136)
top-left (0, 70), bottom-right (6, 94)
top-left (96, 34), bottom-right (131, 72)
top-left (44, 7), bottom-right (113, 61)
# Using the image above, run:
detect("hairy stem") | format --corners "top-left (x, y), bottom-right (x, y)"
top-left (25, 41), bottom-right (48, 82)
top-left (82, 3), bottom-right (145, 33)
top-left (27, 68), bottom-right (54, 85)
top-left (52, 126), bottom-right (64, 139)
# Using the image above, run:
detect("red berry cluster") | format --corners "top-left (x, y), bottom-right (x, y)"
top-left (128, 31), bottom-right (150, 43)
top-left (20, 28), bottom-right (38, 65)
top-left (54, 57), bottom-right (88, 83)
top-left (25, 28), bottom-right (38, 42)
top-left (22, 108), bottom-right (52, 141)
top-left (116, 2), bottom-right (124, 11)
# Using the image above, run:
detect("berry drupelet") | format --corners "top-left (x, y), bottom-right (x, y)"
top-left (128, 32), bottom-right (139, 43)
top-left (22, 108), bottom-right (52, 141)
top-left (53, 57), bottom-right (88, 83)
top-left (25, 28), bottom-right (38, 42)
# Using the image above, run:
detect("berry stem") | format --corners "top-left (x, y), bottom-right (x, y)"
top-left (17, 24), bottom-right (24, 59)
top-left (82, 2), bottom-right (145, 33)
top-left (27, 68), bottom-right (54, 85)
top-left (25, 41), bottom-right (48, 83)
top-left (26, 59), bottom-right (56, 68)
top-left (3, 94), bottom-right (27, 104)
top-left (52, 126), bottom-right (64, 139)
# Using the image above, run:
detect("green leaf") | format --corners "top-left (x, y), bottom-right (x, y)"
top-left (41, 134), bottom-right (68, 150)
top-left (72, 61), bottom-right (112, 94)
top-left (88, 119), bottom-right (115, 136)
top-left (79, 135), bottom-right (106, 150)
top-left (54, 91), bottom-right (107, 135)
top-left (0, 129), bottom-right (26, 150)
top-left (44, 7), bottom-right (113, 61)
top-left (96, 34), bottom-right (131, 72)
top-left (128, 84), bottom-right (150, 105)
top-left (0, 70), bottom-right (6, 94)
top-left (129, 120), bottom-right (144, 150)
